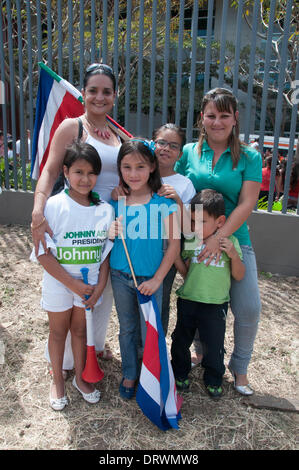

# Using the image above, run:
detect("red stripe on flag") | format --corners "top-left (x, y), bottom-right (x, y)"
top-left (106, 114), bottom-right (133, 138)
top-left (176, 393), bottom-right (184, 412)
top-left (39, 92), bottom-right (84, 175)
top-left (142, 321), bottom-right (160, 381)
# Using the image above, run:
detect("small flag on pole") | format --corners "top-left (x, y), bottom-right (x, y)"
top-left (31, 62), bottom-right (133, 180)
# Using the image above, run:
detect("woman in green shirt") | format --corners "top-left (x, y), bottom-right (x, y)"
top-left (175, 88), bottom-right (262, 395)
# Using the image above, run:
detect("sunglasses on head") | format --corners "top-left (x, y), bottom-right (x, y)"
top-left (86, 63), bottom-right (113, 74)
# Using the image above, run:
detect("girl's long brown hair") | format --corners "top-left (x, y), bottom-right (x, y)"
top-left (197, 88), bottom-right (247, 168)
top-left (117, 139), bottom-right (162, 193)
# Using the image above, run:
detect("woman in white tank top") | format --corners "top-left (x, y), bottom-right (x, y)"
top-left (31, 63), bottom-right (129, 377)
top-left (84, 131), bottom-right (120, 202)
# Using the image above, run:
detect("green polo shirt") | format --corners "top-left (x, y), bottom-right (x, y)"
top-left (177, 235), bottom-right (242, 304)
top-left (174, 140), bottom-right (262, 246)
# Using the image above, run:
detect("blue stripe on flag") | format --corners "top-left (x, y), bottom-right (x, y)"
top-left (136, 383), bottom-right (174, 431)
top-left (31, 68), bottom-right (54, 176)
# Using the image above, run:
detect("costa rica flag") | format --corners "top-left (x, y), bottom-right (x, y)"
top-left (31, 62), bottom-right (132, 179)
top-left (31, 62), bottom-right (84, 179)
top-left (136, 291), bottom-right (182, 431)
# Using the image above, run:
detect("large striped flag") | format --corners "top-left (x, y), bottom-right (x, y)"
top-left (31, 62), bottom-right (84, 179)
top-left (31, 62), bottom-right (133, 179)
top-left (136, 291), bottom-right (183, 431)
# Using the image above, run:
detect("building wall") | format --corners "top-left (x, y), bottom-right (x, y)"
top-left (0, 190), bottom-right (34, 226)
top-left (214, 0), bottom-right (261, 46)
top-left (248, 211), bottom-right (299, 277)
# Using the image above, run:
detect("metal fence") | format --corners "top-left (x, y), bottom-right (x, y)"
top-left (0, 0), bottom-right (298, 214)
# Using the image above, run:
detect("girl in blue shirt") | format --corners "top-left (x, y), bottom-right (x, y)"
top-left (109, 139), bottom-right (180, 399)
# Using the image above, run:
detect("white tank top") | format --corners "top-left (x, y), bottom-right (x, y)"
top-left (85, 133), bottom-right (121, 202)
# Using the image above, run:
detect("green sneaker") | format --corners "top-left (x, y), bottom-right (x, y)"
top-left (175, 378), bottom-right (190, 391)
top-left (206, 385), bottom-right (223, 398)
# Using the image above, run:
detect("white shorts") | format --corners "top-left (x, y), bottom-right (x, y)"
top-left (41, 271), bottom-right (102, 313)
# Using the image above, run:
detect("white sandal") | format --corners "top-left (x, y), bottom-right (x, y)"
top-left (49, 384), bottom-right (68, 411)
top-left (72, 377), bottom-right (101, 404)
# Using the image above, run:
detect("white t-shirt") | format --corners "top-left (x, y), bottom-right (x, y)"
top-left (31, 191), bottom-right (114, 286)
top-left (250, 142), bottom-right (259, 150)
top-left (162, 173), bottom-right (196, 205)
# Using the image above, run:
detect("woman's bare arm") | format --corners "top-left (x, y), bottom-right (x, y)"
top-left (198, 180), bottom-right (261, 265)
top-left (31, 118), bottom-right (80, 254)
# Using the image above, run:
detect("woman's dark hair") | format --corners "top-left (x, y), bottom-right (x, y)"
top-left (63, 141), bottom-right (102, 205)
top-left (283, 161), bottom-right (299, 191)
top-left (190, 189), bottom-right (225, 218)
top-left (278, 159), bottom-right (299, 191)
top-left (117, 139), bottom-right (162, 193)
top-left (265, 156), bottom-right (272, 168)
top-left (83, 63), bottom-right (116, 92)
top-left (265, 155), bottom-right (280, 176)
top-left (152, 123), bottom-right (186, 148)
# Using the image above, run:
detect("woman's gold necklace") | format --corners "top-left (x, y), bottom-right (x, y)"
top-left (85, 114), bottom-right (111, 139)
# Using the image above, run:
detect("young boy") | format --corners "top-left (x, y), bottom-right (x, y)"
top-left (171, 189), bottom-right (245, 398)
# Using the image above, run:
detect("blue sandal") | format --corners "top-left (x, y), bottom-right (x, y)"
top-left (119, 378), bottom-right (135, 400)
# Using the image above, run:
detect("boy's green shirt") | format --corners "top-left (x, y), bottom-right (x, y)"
top-left (177, 235), bottom-right (243, 304)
